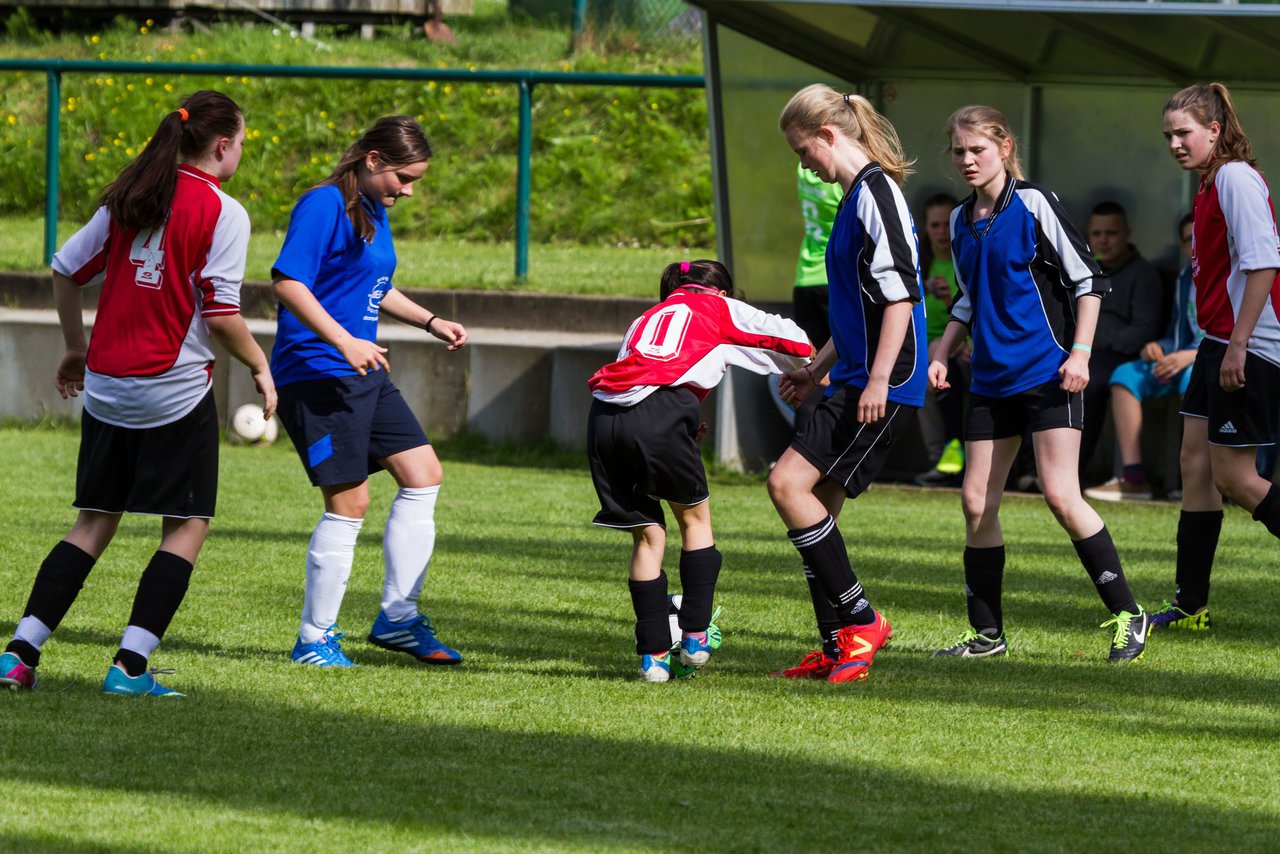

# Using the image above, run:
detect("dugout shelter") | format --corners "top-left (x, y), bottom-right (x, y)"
top-left (686, 0), bottom-right (1280, 470)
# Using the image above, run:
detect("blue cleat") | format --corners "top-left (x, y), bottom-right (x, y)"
top-left (291, 625), bottom-right (356, 667)
top-left (102, 663), bottom-right (185, 698)
top-left (640, 651), bottom-right (672, 683)
top-left (367, 612), bottom-right (462, 665)
top-left (0, 651), bottom-right (38, 691)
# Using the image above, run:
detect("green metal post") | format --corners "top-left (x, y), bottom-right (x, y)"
top-left (571, 0), bottom-right (588, 52)
top-left (516, 78), bottom-right (533, 284)
top-left (43, 69), bottom-right (61, 265)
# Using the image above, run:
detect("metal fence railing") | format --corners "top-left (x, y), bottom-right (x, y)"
top-left (0, 58), bottom-right (704, 282)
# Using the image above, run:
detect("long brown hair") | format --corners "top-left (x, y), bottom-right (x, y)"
top-left (778, 84), bottom-right (914, 186)
top-left (1164, 83), bottom-right (1255, 184)
top-left (319, 116), bottom-right (433, 243)
top-left (97, 90), bottom-right (243, 231)
top-left (919, 192), bottom-right (958, 274)
top-left (945, 105), bottom-right (1025, 181)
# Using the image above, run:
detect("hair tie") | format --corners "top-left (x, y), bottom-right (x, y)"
top-left (680, 261), bottom-right (690, 273)
top-left (176, 108), bottom-right (189, 123)
top-left (843, 93), bottom-right (851, 108)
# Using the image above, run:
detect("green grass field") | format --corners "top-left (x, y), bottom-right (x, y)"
top-left (1, 426), bottom-right (1277, 851)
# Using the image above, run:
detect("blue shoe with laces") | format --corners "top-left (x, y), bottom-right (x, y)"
top-left (367, 612), bottom-right (462, 665)
top-left (101, 663), bottom-right (185, 698)
top-left (291, 625), bottom-right (357, 667)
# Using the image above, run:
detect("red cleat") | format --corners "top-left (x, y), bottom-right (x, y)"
top-left (770, 649), bottom-right (836, 680)
top-left (828, 612), bottom-right (893, 683)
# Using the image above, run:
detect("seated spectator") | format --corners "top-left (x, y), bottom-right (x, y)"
top-left (1086, 214), bottom-right (1201, 501)
top-left (1080, 201), bottom-right (1165, 479)
top-left (914, 192), bottom-right (967, 487)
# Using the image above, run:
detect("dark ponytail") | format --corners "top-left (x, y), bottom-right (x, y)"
top-left (659, 259), bottom-right (737, 300)
top-left (97, 89), bottom-right (244, 231)
top-left (319, 115), bottom-right (433, 243)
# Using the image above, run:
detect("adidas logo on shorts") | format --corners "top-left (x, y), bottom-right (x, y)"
top-left (1220, 421), bottom-right (1238, 435)
top-left (1095, 570), bottom-right (1119, 585)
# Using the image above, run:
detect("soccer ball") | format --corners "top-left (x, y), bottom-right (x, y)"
top-left (667, 594), bottom-right (683, 647)
top-left (228, 403), bottom-right (278, 446)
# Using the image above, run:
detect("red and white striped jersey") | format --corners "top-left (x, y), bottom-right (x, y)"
top-left (1193, 161), bottom-right (1280, 365)
top-left (589, 288), bottom-right (813, 407)
top-left (52, 165), bottom-right (249, 427)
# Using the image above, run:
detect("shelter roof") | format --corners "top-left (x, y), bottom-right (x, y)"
top-left (688, 0), bottom-right (1280, 87)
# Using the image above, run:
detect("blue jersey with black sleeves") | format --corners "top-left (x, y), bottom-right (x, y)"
top-left (949, 176), bottom-right (1108, 398)
top-left (271, 185), bottom-right (396, 386)
top-left (825, 162), bottom-right (927, 407)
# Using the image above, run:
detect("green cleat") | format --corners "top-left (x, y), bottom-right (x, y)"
top-left (1102, 608), bottom-right (1149, 663)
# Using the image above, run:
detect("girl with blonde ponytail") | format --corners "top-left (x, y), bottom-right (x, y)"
top-left (767, 84), bottom-right (927, 684)
top-left (1151, 84), bottom-right (1280, 631)
top-left (271, 116), bottom-right (469, 668)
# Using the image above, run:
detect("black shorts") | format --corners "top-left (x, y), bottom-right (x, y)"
top-left (967, 378), bottom-right (1082, 441)
top-left (1180, 339), bottom-right (1280, 447)
top-left (74, 391), bottom-right (219, 518)
top-left (790, 385), bottom-right (915, 498)
top-left (588, 387), bottom-right (708, 529)
top-left (277, 371), bottom-right (430, 487)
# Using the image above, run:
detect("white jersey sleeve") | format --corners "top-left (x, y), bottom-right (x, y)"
top-left (198, 191), bottom-right (251, 315)
top-left (1217, 161), bottom-right (1280, 273)
top-left (52, 206), bottom-right (113, 287)
top-left (948, 207), bottom-right (973, 326)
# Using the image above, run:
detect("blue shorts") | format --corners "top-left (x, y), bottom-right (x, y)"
top-left (277, 371), bottom-right (429, 487)
top-left (1108, 358), bottom-right (1192, 401)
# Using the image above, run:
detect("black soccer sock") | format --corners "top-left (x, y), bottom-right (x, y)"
top-left (119, 550), bottom-right (194, 650)
top-left (1251, 483), bottom-right (1280, 540)
top-left (803, 565), bottom-right (842, 659)
top-left (1073, 527), bottom-right (1139, 615)
top-left (629, 572), bottom-right (670, 656)
top-left (4, 640), bottom-right (39, 668)
top-left (13, 540), bottom-right (98, 666)
top-left (787, 516), bottom-right (874, 627)
top-left (115, 649), bottom-right (148, 678)
top-left (1174, 509), bottom-right (1223, 612)
top-left (963, 545), bottom-right (1005, 636)
top-left (676, 546), bottom-right (721, 633)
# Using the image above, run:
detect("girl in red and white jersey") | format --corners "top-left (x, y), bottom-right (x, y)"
top-left (587, 260), bottom-right (812, 681)
top-left (1153, 83), bottom-right (1280, 631)
top-left (0, 91), bottom-right (276, 698)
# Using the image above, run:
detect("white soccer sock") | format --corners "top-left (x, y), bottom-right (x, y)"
top-left (119, 625), bottom-right (161, 662)
top-left (300, 512), bottom-right (364, 644)
top-left (14, 615), bottom-right (52, 650)
top-left (381, 486), bottom-right (439, 623)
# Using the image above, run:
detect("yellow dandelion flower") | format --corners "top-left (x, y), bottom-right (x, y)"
top-left (99, 52), bottom-right (107, 60)
top-left (563, 108), bottom-right (571, 116)
top-left (85, 153), bottom-right (95, 161)
top-left (90, 35), bottom-right (100, 44)
top-left (6, 115), bottom-right (14, 125)
top-left (126, 84), bottom-right (134, 92)
top-left (164, 83), bottom-right (174, 92)
top-left (225, 76), bottom-right (234, 84)
top-left (612, 99), bottom-right (620, 106)
top-left (272, 135), bottom-right (280, 143)
top-left (126, 147), bottom-right (135, 155)
top-left (140, 26), bottom-right (149, 34)
top-left (118, 131), bottom-right (125, 138)
top-left (650, 102), bottom-right (658, 110)
top-left (106, 78), bottom-right (114, 86)
top-left (319, 110), bottom-right (328, 118)
top-left (146, 77), bottom-right (153, 85)
top-left (327, 121), bottom-right (334, 129)
top-left (146, 18), bottom-right (154, 26)
top-left (310, 156), bottom-right (319, 165)
top-left (443, 84), bottom-right (453, 94)
top-left (427, 81), bottom-right (437, 90)
top-left (241, 76), bottom-right (249, 84)
top-left (67, 103), bottom-right (76, 112)
top-left (113, 138), bottom-right (121, 146)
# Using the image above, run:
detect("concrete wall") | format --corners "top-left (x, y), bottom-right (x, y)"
top-left (0, 308), bottom-right (623, 452)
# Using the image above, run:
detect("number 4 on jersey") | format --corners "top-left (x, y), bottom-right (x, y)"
top-left (130, 224), bottom-right (167, 288)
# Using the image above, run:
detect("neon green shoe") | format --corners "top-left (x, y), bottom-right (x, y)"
top-left (1149, 600), bottom-right (1211, 631)
top-left (936, 439), bottom-right (964, 475)
top-left (670, 606), bottom-right (722, 679)
top-left (1102, 608), bottom-right (1149, 663)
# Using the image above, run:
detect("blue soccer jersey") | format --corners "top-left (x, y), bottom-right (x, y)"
top-left (825, 163), bottom-right (927, 407)
top-left (949, 176), bottom-right (1108, 398)
top-left (271, 185), bottom-right (397, 386)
